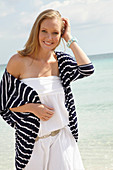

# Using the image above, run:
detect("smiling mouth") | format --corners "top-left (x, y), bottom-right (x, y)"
top-left (43, 41), bottom-right (53, 45)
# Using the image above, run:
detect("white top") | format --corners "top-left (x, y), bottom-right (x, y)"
top-left (21, 76), bottom-right (69, 137)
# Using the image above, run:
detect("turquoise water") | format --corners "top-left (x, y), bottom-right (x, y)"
top-left (0, 53), bottom-right (113, 170)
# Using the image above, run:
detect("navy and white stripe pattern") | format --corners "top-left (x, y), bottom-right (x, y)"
top-left (0, 51), bottom-right (94, 170)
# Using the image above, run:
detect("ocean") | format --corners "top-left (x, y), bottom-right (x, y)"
top-left (0, 53), bottom-right (113, 170)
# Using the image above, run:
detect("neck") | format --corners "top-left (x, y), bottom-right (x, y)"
top-left (33, 49), bottom-right (55, 62)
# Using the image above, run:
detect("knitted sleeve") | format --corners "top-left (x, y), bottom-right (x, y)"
top-left (0, 69), bottom-right (40, 128)
top-left (57, 52), bottom-right (94, 85)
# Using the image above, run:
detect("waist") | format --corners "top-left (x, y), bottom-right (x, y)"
top-left (35, 129), bottom-right (60, 141)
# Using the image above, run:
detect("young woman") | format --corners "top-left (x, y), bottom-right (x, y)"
top-left (0, 9), bottom-right (94, 170)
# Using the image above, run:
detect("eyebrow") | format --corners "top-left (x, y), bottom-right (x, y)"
top-left (41, 27), bottom-right (47, 29)
top-left (41, 26), bottom-right (59, 30)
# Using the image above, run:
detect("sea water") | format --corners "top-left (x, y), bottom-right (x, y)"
top-left (0, 53), bottom-right (113, 170)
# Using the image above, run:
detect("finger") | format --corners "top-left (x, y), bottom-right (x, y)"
top-left (41, 118), bottom-right (47, 121)
top-left (41, 117), bottom-right (50, 121)
top-left (47, 109), bottom-right (54, 115)
top-left (62, 18), bottom-right (69, 24)
top-left (45, 115), bottom-right (51, 119)
top-left (44, 104), bottom-right (54, 110)
top-left (44, 105), bottom-right (55, 115)
top-left (44, 113), bottom-right (52, 118)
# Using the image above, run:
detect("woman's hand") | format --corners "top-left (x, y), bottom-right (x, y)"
top-left (61, 18), bottom-right (91, 65)
top-left (10, 103), bottom-right (54, 121)
top-left (32, 103), bottom-right (54, 121)
top-left (62, 18), bottom-right (72, 42)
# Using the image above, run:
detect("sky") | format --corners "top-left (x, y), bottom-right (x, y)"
top-left (0, 0), bottom-right (113, 64)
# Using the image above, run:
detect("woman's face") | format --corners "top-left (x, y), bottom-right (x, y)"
top-left (39, 18), bottom-right (62, 52)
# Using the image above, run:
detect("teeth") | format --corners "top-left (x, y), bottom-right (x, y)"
top-left (44, 41), bottom-right (52, 45)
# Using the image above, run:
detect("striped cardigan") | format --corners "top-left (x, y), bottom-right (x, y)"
top-left (0, 51), bottom-right (94, 170)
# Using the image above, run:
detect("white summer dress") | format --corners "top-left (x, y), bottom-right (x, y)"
top-left (22, 76), bottom-right (85, 170)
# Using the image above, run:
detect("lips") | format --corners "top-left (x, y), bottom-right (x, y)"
top-left (43, 41), bottom-right (53, 45)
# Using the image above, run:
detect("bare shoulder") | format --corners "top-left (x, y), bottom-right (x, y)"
top-left (6, 53), bottom-right (24, 79)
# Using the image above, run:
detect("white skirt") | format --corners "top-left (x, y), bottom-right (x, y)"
top-left (24, 126), bottom-right (85, 170)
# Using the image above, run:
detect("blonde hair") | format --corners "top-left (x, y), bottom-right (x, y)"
top-left (18, 9), bottom-right (64, 56)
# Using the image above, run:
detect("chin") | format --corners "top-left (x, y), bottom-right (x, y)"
top-left (42, 45), bottom-right (57, 52)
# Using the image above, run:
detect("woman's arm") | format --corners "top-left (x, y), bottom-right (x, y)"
top-left (10, 103), bottom-right (54, 121)
top-left (7, 54), bottom-right (54, 121)
top-left (62, 18), bottom-right (91, 65)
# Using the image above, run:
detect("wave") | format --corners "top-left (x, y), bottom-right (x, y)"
top-left (88, 52), bottom-right (113, 60)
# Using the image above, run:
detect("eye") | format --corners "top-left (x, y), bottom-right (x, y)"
top-left (53, 32), bottom-right (59, 35)
top-left (41, 30), bottom-right (47, 33)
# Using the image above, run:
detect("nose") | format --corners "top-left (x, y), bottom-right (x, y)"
top-left (47, 33), bottom-right (52, 40)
